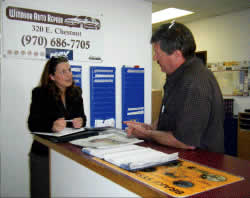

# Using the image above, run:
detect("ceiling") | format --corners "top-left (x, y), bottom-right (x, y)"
top-left (147, 0), bottom-right (250, 31)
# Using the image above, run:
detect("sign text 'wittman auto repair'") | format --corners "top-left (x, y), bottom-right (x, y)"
top-left (2, 3), bottom-right (103, 62)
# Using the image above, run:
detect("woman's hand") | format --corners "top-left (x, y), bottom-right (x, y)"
top-left (72, 117), bottom-right (83, 129)
top-left (52, 118), bottom-right (66, 132)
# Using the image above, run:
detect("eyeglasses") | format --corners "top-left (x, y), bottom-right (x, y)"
top-left (56, 68), bottom-right (72, 76)
top-left (168, 20), bottom-right (175, 30)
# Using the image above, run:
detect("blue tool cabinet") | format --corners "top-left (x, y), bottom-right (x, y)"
top-left (122, 66), bottom-right (144, 129)
top-left (90, 66), bottom-right (116, 127)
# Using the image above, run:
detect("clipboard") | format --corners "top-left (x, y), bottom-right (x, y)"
top-left (32, 129), bottom-right (98, 143)
top-left (37, 131), bottom-right (98, 143)
top-left (31, 127), bottom-right (113, 143)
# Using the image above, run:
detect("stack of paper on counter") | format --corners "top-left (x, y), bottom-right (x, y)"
top-left (70, 133), bottom-right (144, 148)
top-left (82, 144), bottom-right (178, 171)
top-left (82, 144), bottom-right (145, 158)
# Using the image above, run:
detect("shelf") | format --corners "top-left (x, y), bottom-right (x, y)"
top-left (240, 117), bottom-right (250, 121)
top-left (223, 94), bottom-right (248, 97)
top-left (210, 69), bottom-right (248, 72)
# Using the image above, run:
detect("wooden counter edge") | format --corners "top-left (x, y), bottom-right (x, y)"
top-left (33, 135), bottom-right (168, 198)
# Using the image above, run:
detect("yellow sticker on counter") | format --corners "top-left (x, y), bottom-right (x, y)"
top-left (94, 158), bottom-right (243, 198)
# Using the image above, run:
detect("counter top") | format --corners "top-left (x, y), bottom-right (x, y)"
top-left (34, 135), bottom-right (250, 198)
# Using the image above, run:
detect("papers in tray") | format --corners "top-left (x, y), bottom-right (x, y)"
top-left (32, 127), bottom-right (85, 137)
top-left (32, 126), bottom-right (112, 137)
top-left (32, 127), bottom-right (130, 143)
top-left (32, 128), bottom-right (99, 143)
top-left (82, 144), bottom-right (178, 171)
top-left (70, 133), bottom-right (144, 148)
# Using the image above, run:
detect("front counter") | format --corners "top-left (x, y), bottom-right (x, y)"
top-left (34, 135), bottom-right (250, 198)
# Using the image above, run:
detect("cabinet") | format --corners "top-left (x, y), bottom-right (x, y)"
top-left (238, 112), bottom-right (250, 160)
top-left (152, 89), bottom-right (162, 124)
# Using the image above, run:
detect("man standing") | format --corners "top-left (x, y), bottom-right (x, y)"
top-left (125, 22), bottom-right (224, 153)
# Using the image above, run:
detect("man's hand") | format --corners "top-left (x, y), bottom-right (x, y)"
top-left (123, 121), bottom-right (196, 150)
top-left (123, 121), bottom-right (153, 139)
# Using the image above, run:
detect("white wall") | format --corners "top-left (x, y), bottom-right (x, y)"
top-left (187, 9), bottom-right (250, 115)
top-left (0, 0), bottom-right (152, 197)
top-left (152, 8), bottom-right (250, 114)
top-left (188, 8), bottom-right (250, 62)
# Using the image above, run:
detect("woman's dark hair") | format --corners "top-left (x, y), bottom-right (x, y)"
top-left (39, 56), bottom-right (79, 100)
top-left (151, 22), bottom-right (196, 59)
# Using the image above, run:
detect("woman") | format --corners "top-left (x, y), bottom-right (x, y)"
top-left (28, 56), bottom-right (86, 198)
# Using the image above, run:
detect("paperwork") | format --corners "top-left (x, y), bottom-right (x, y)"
top-left (83, 144), bottom-right (178, 171)
top-left (76, 128), bottom-right (178, 171)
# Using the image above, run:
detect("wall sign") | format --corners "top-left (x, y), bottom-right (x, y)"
top-left (45, 48), bottom-right (73, 60)
top-left (2, 3), bottom-right (103, 62)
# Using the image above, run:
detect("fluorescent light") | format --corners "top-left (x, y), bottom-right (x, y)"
top-left (152, 8), bottom-right (194, 24)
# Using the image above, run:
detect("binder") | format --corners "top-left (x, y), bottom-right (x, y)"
top-left (122, 66), bottom-right (144, 129)
top-left (90, 66), bottom-right (116, 127)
